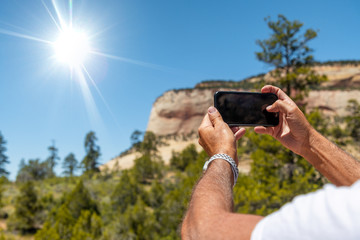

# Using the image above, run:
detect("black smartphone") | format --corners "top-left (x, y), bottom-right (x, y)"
top-left (214, 91), bottom-right (279, 126)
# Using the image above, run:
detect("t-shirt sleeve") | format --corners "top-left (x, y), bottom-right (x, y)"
top-left (251, 180), bottom-right (360, 240)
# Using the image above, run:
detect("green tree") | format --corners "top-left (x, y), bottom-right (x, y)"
top-left (81, 131), bottom-right (101, 173)
top-left (8, 181), bottom-right (39, 234)
top-left (65, 180), bottom-right (98, 219)
top-left (256, 14), bottom-right (327, 99)
top-left (35, 180), bottom-right (99, 240)
top-left (234, 130), bottom-right (325, 216)
top-left (130, 130), bottom-right (143, 150)
top-left (35, 205), bottom-right (74, 240)
top-left (45, 141), bottom-right (60, 177)
top-left (107, 197), bottom-right (158, 240)
top-left (63, 153), bottom-right (78, 177)
top-left (132, 131), bottom-right (164, 183)
top-left (132, 154), bottom-right (164, 184)
top-left (170, 144), bottom-right (198, 171)
top-left (345, 99), bottom-right (360, 141)
top-left (111, 170), bottom-right (145, 213)
top-left (16, 159), bottom-right (48, 182)
top-left (0, 132), bottom-right (9, 176)
top-left (139, 131), bottom-right (162, 156)
top-left (71, 210), bottom-right (103, 240)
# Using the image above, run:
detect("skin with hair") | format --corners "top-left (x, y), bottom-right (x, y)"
top-left (181, 85), bottom-right (360, 240)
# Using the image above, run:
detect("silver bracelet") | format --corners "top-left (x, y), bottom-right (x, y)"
top-left (203, 153), bottom-right (239, 187)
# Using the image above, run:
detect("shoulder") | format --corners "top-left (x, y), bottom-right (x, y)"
top-left (251, 180), bottom-right (360, 240)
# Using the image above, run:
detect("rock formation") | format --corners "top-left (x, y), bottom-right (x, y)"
top-left (101, 63), bottom-right (360, 172)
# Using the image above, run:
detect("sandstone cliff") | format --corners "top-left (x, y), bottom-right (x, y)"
top-left (101, 63), bottom-right (360, 171)
top-left (147, 64), bottom-right (360, 136)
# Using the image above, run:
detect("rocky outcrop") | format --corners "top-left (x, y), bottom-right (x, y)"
top-left (147, 89), bottom-right (214, 136)
top-left (147, 64), bottom-right (360, 136)
top-left (101, 64), bottom-right (360, 172)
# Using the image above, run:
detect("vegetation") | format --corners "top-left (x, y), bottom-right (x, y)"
top-left (62, 153), bottom-right (78, 177)
top-left (0, 132), bottom-right (9, 177)
top-left (312, 60), bottom-right (360, 66)
top-left (195, 74), bottom-right (266, 90)
top-left (0, 102), bottom-right (358, 239)
top-left (8, 181), bottom-right (40, 234)
top-left (345, 99), bottom-right (360, 142)
top-left (0, 14), bottom-right (359, 240)
top-left (255, 14), bottom-right (327, 100)
top-left (81, 131), bottom-right (101, 174)
top-left (45, 142), bottom-right (60, 178)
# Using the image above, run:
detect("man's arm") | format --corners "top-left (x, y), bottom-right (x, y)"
top-left (255, 85), bottom-right (360, 186)
top-left (302, 129), bottom-right (360, 186)
top-left (181, 107), bottom-right (263, 240)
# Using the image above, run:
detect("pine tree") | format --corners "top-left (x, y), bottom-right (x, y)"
top-left (130, 130), bottom-right (143, 150)
top-left (8, 181), bottom-right (39, 234)
top-left (65, 180), bottom-right (98, 219)
top-left (62, 153), bottom-right (78, 177)
top-left (345, 99), bottom-right (360, 141)
top-left (16, 159), bottom-right (48, 182)
top-left (256, 14), bottom-right (327, 100)
top-left (71, 210), bottom-right (102, 240)
top-left (81, 131), bottom-right (101, 173)
top-left (0, 132), bottom-right (9, 176)
top-left (35, 180), bottom-right (99, 239)
top-left (45, 141), bottom-right (60, 177)
top-left (170, 144), bottom-right (198, 171)
top-left (234, 130), bottom-right (325, 216)
top-left (111, 170), bottom-right (144, 213)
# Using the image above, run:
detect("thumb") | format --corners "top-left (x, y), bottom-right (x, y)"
top-left (266, 99), bottom-right (294, 114)
top-left (208, 106), bottom-right (224, 126)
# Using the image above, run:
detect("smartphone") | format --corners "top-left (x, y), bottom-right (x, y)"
top-left (214, 91), bottom-right (279, 126)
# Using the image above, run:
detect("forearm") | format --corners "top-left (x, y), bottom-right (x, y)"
top-left (181, 160), bottom-right (262, 240)
top-left (302, 129), bottom-right (360, 186)
top-left (182, 160), bottom-right (233, 239)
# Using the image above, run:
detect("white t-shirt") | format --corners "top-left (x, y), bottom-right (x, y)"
top-left (251, 180), bottom-right (360, 240)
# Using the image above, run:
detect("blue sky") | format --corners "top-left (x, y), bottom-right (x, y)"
top-left (0, 0), bottom-right (359, 180)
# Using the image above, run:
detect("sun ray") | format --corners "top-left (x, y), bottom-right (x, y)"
top-left (69, 0), bottom-right (73, 28)
top-left (87, 23), bottom-right (118, 40)
top-left (90, 50), bottom-right (175, 72)
top-left (41, 0), bottom-right (62, 31)
top-left (0, 20), bottom-right (35, 35)
top-left (74, 66), bottom-right (102, 127)
top-left (0, 28), bottom-right (51, 44)
top-left (81, 64), bottom-right (121, 128)
top-left (51, 0), bottom-right (67, 30)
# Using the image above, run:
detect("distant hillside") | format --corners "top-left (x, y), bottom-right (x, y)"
top-left (196, 61), bottom-right (360, 90)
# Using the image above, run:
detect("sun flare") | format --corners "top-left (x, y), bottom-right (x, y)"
top-left (53, 28), bottom-right (90, 66)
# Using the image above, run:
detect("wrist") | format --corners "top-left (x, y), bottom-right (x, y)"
top-left (203, 153), bottom-right (239, 187)
top-left (212, 148), bottom-right (238, 165)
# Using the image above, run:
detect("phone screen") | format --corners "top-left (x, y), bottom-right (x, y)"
top-left (214, 91), bottom-right (279, 126)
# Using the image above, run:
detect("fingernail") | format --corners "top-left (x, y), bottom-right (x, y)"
top-left (208, 106), bottom-right (217, 113)
top-left (266, 105), bottom-right (272, 110)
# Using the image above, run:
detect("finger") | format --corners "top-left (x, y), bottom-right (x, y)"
top-left (254, 126), bottom-right (273, 135)
top-left (231, 126), bottom-right (240, 134)
top-left (199, 111), bottom-right (213, 129)
top-left (261, 85), bottom-right (289, 101)
top-left (234, 128), bottom-right (246, 141)
top-left (266, 99), bottom-right (295, 114)
top-left (207, 106), bottom-right (224, 127)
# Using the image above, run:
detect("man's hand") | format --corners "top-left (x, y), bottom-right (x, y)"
top-left (198, 106), bottom-right (246, 164)
top-left (254, 85), bottom-right (314, 156)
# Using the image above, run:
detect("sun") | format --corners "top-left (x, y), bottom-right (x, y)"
top-left (53, 27), bottom-right (91, 66)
